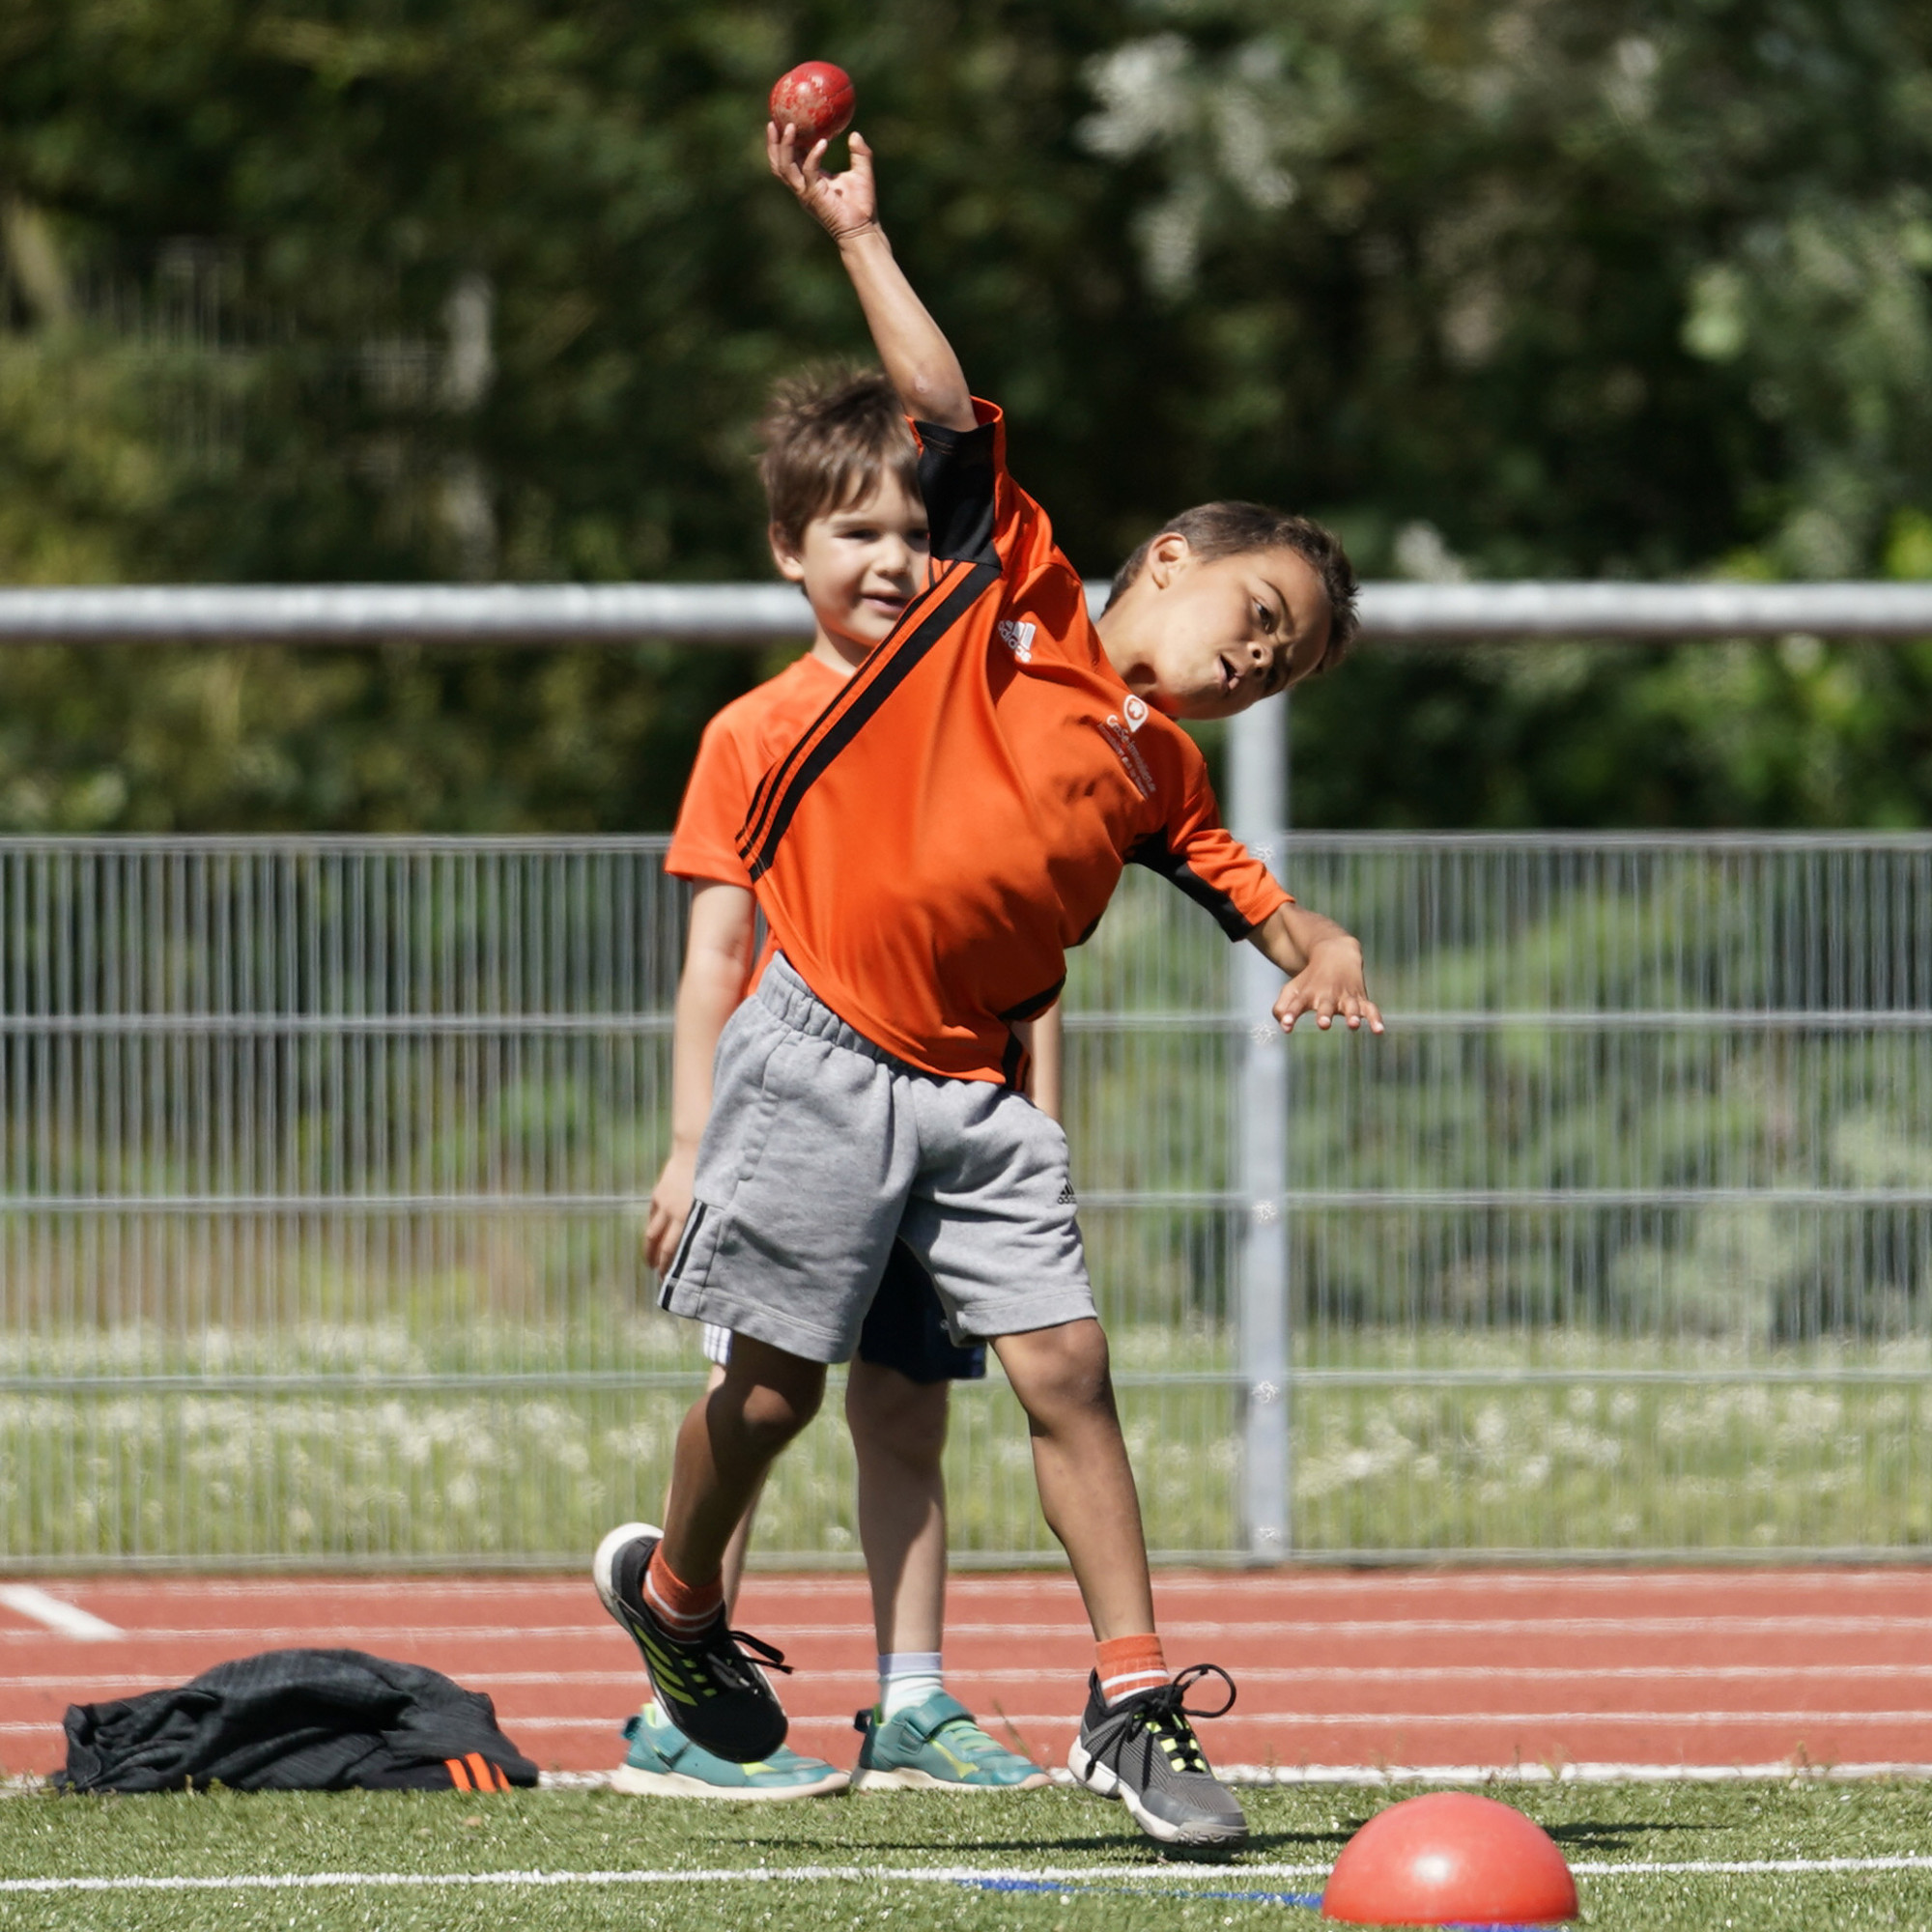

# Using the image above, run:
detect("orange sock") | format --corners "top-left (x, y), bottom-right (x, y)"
top-left (1096, 1634), bottom-right (1168, 1705)
top-left (643, 1547), bottom-right (724, 1634)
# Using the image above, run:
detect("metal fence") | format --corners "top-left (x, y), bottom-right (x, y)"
top-left (5, 831), bottom-right (1930, 1568)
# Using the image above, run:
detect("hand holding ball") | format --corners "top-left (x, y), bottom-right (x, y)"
top-left (769, 63), bottom-right (855, 146)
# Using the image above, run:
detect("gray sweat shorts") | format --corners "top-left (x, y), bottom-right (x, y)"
top-left (659, 954), bottom-right (1094, 1364)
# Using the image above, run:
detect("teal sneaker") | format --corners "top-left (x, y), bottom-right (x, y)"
top-left (611, 1704), bottom-right (849, 1801)
top-left (851, 1690), bottom-right (1051, 1792)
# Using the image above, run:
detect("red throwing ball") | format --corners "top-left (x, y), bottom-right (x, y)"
top-left (769, 62), bottom-right (855, 145)
top-left (1321, 1792), bottom-right (1578, 1925)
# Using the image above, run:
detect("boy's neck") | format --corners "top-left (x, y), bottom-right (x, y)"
top-left (1094, 606), bottom-right (1163, 708)
top-left (809, 629), bottom-right (869, 677)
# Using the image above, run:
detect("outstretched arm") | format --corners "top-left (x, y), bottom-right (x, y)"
top-left (767, 122), bottom-right (975, 431)
top-left (1249, 903), bottom-right (1385, 1037)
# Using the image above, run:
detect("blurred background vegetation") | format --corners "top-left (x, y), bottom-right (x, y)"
top-left (2, 0), bottom-right (1931, 834)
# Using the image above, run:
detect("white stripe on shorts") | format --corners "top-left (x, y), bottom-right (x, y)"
top-left (700, 1322), bottom-right (732, 1367)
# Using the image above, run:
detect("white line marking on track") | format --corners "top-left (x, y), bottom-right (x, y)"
top-left (3, 1855), bottom-right (1932, 1895)
top-left (18, 1654), bottom-right (1932, 1685)
top-left (7, 1613), bottom-right (1928, 1644)
top-left (0, 1588), bottom-right (121, 1641)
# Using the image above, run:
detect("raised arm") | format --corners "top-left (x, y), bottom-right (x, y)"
top-left (767, 122), bottom-right (975, 431)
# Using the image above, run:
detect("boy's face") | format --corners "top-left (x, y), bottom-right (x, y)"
top-left (1131, 539), bottom-right (1333, 720)
top-left (770, 476), bottom-right (931, 656)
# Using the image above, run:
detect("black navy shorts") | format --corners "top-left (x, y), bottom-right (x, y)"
top-left (857, 1241), bottom-right (987, 1384)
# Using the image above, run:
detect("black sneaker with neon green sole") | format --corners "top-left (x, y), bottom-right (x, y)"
top-left (1066, 1663), bottom-right (1248, 1848)
top-left (592, 1521), bottom-right (789, 1765)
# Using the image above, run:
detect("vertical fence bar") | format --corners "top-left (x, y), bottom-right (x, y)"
top-left (1229, 704), bottom-right (1291, 1559)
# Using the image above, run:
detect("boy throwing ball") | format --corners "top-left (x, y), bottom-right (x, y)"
top-left (599, 116), bottom-right (1382, 1848)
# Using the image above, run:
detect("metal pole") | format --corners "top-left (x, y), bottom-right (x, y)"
top-left (1228, 701), bottom-right (1291, 1560)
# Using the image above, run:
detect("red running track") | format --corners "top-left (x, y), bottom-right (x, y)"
top-left (4, 1569), bottom-right (1931, 1782)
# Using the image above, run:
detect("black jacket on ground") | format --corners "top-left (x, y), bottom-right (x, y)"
top-left (54, 1647), bottom-right (540, 1793)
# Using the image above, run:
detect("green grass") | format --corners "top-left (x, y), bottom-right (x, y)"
top-left (1, 1779), bottom-right (1929, 1929)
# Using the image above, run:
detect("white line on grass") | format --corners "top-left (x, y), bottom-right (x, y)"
top-left (0, 1588), bottom-right (121, 1641)
top-left (533, 1762), bottom-right (1932, 1790)
top-left (4, 1856), bottom-right (1932, 1895)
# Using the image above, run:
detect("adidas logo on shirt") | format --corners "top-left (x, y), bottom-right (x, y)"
top-left (997, 618), bottom-right (1037, 663)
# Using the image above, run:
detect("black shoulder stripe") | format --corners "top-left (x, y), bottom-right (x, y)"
top-left (738, 563), bottom-right (965, 862)
top-left (916, 418), bottom-right (1000, 566)
top-left (740, 561), bottom-right (1001, 879)
top-left (1128, 830), bottom-right (1257, 940)
top-left (997, 977), bottom-right (1065, 1025)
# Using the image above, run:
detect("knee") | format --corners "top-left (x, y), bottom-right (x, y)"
top-left (998, 1320), bottom-right (1115, 1422)
top-left (846, 1367), bottom-right (949, 1470)
top-left (714, 1360), bottom-right (824, 1457)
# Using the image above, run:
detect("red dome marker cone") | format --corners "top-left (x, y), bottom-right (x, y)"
top-left (1321, 1792), bottom-right (1578, 1925)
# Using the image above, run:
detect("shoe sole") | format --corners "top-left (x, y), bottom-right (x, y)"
top-left (851, 1766), bottom-right (1053, 1793)
top-left (1065, 1739), bottom-right (1248, 1848)
top-left (611, 1762), bottom-right (850, 1801)
top-left (592, 1520), bottom-right (661, 1634)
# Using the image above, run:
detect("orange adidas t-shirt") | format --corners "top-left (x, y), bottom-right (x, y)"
top-left (666, 651), bottom-right (846, 995)
top-left (736, 400), bottom-right (1292, 1085)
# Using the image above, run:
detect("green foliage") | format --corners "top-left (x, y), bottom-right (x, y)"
top-left (1, 1), bottom-right (1931, 829)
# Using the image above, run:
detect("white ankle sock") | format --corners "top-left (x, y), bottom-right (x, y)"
top-left (878, 1652), bottom-right (945, 1721)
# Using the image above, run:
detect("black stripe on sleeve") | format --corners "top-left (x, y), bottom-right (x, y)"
top-left (915, 418), bottom-right (1000, 566)
top-left (1127, 830), bottom-right (1258, 941)
top-left (997, 977), bottom-right (1065, 1026)
top-left (740, 561), bottom-right (1001, 879)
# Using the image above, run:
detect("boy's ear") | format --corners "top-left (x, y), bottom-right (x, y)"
top-left (768, 521), bottom-right (808, 582)
top-left (1143, 530), bottom-right (1192, 591)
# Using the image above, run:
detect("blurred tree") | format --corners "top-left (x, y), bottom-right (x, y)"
top-left (0, 0), bottom-right (1928, 830)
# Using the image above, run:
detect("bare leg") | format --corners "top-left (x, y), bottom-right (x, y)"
top-left (992, 1319), bottom-right (1156, 1640)
top-left (662, 1362), bottom-right (766, 1616)
top-left (845, 1360), bottom-right (950, 1655)
top-left (660, 1334), bottom-right (826, 1588)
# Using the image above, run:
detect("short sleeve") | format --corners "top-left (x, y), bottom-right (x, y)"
top-left (912, 399), bottom-right (1064, 586)
top-left (665, 716), bottom-right (757, 887)
top-left (1129, 754), bottom-right (1292, 939)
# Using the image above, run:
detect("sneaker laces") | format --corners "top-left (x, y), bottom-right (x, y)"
top-left (695, 1624), bottom-right (792, 1693)
top-left (1105, 1662), bottom-right (1236, 1778)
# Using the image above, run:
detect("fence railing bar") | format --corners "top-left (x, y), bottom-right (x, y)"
top-left (5, 580), bottom-right (1932, 643)
top-left (1282, 1367), bottom-right (1932, 1387)
top-left (1062, 1009), bottom-right (1932, 1034)
top-left (1275, 1188), bottom-right (1932, 1208)
top-left (7, 1008), bottom-right (1932, 1036)
top-left (11, 1186), bottom-right (1932, 1212)
top-left (5, 1366), bottom-right (1919, 1396)
top-left (0, 1194), bottom-right (646, 1212)
top-left (0, 1013), bottom-right (675, 1036)
top-left (0, 1369), bottom-right (1252, 1394)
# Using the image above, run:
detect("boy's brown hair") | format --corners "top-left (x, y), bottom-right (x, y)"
top-left (1108, 502), bottom-right (1361, 671)
top-left (759, 366), bottom-right (922, 547)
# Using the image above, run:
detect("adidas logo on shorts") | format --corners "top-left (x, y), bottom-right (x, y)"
top-left (1057, 1179), bottom-right (1077, 1206)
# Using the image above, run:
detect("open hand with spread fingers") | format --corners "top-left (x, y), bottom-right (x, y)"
top-left (767, 120), bottom-right (879, 243)
top-left (1274, 935), bottom-right (1385, 1036)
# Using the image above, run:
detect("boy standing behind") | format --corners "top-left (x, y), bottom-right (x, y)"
top-left (606, 369), bottom-right (1049, 1798)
